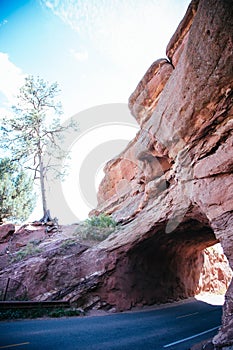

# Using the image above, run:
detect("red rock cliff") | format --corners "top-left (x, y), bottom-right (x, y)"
top-left (92, 0), bottom-right (233, 346)
top-left (0, 0), bottom-right (232, 348)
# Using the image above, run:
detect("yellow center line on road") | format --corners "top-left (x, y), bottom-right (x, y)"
top-left (0, 342), bottom-right (30, 349)
top-left (176, 311), bottom-right (199, 319)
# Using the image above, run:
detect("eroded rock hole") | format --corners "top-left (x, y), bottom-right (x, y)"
top-left (125, 219), bottom-right (230, 307)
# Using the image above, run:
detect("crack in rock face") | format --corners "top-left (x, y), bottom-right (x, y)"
top-left (0, 0), bottom-right (233, 348)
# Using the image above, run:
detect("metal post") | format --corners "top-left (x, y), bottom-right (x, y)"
top-left (3, 278), bottom-right (10, 301)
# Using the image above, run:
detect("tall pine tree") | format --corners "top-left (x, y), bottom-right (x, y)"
top-left (0, 76), bottom-right (76, 222)
top-left (0, 158), bottom-right (35, 223)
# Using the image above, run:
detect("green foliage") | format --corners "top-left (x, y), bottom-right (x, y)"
top-left (79, 214), bottom-right (117, 242)
top-left (0, 76), bottom-right (64, 164)
top-left (48, 308), bottom-right (82, 318)
top-left (11, 242), bottom-right (42, 262)
top-left (85, 214), bottom-right (117, 228)
top-left (75, 215), bottom-right (117, 242)
top-left (0, 75), bottom-right (77, 217)
top-left (0, 308), bottom-right (82, 320)
top-left (0, 158), bottom-right (35, 223)
top-left (79, 226), bottom-right (116, 242)
top-left (60, 238), bottom-right (76, 249)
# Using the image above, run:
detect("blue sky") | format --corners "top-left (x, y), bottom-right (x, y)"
top-left (0, 0), bottom-right (190, 117)
top-left (0, 0), bottom-right (191, 222)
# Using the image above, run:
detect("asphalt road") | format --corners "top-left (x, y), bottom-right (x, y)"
top-left (0, 299), bottom-right (222, 350)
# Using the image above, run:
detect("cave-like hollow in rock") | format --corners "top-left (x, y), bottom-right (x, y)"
top-left (119, 219), bottom-right (225, 306)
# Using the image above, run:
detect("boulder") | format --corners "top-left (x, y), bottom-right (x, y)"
top-left (0, 224), bottom-right (15, 243)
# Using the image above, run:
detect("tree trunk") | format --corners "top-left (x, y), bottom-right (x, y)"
top-left (38, 152), bottom-right (47, 218)
top-left (39, 209), bottom-right (53, 224)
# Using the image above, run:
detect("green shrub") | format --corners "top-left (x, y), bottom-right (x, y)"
top-left (85, 214), bottom-right (117, 228)
top-left (73, 214), bottom-right (117, 242)
top-left (49, 308), bottom-right (82, 318)
top-left (11, 242), bottom-right (42, 262)
top-left (60, 238), bottom-right (76, 249)
top-left (79, 226), bottom-right (115, 242)
top-left (0, 308), bottom-right (82, 320)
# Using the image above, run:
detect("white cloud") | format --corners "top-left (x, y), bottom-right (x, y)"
top-left (41, 0), bottom-right (190, 72)
top-left (44, 1), bottom-right (54, 10)
top-left (70, 49), bottom-right (88, 62)
top-left (0, 19), bottom-right (8, 27)
top-left (0, 52), bottom-right (25, 105)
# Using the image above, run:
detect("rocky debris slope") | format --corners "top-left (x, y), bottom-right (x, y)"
top-left (0, 0), bottom-right (233, 347)
top-left (0, 223), bottom-right (90, 301)
top-left (0, 224), bottom-right (231, 303)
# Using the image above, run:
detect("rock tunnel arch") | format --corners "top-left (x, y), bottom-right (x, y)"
top-left (100, 214), bottom-right (232, 311)
top-left (126, 218), bottom-right (218, 306)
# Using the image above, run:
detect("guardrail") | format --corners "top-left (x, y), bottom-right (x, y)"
top-left (0, 301), bottom-right (70, 310)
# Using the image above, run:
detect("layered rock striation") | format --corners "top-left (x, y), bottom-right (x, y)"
top-left (93, 0), bottom-right (233, 346)
top-left (0, 0), bottom-right (232, 347)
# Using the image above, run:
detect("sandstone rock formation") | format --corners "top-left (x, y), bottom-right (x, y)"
top-left (0, 224), bottom-right (15, 243)
top-left (93, 0), bottom-right (233, 346)
top-left (0, 224), bottom-right (15, 261)
top-left (0, 0), bottom-right (232, 348)
top-left (1, 225), bottom-right (231, 303)
top-left (196, 245), bottom-right (232, 296)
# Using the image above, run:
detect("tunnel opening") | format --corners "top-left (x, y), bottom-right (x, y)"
top-left (123, 218), bottom-right (231, 307)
